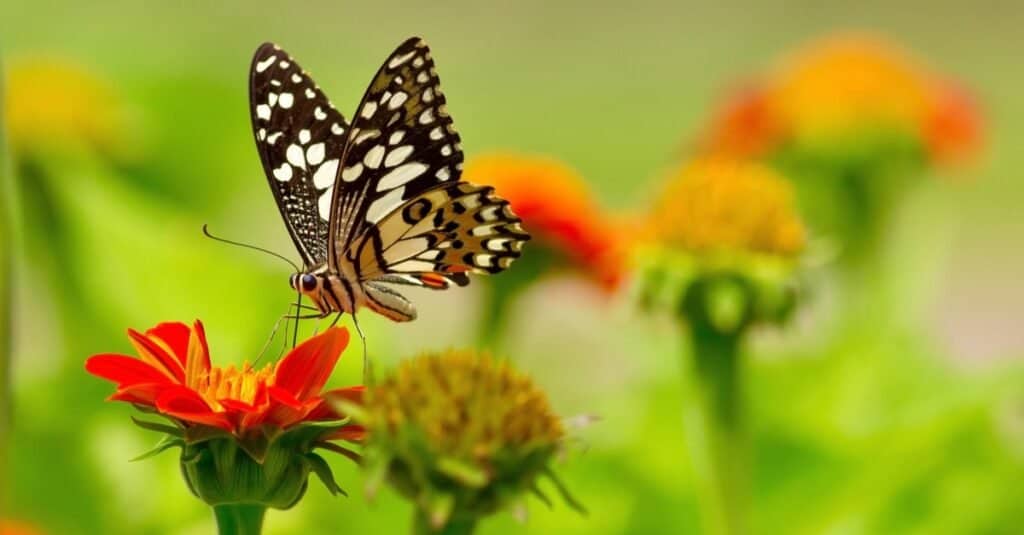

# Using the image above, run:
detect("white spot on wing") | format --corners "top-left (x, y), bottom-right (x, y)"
top-left (388, 50), bottom-right (416, 69)
top-left (256, 56), bottom-right (276, 72)
top-left (429, 126), bottom-right (443, 140)
top-left (384, 145), bottom-right (414, 167)
top-left (342, 163), bottom-right (363, 182)
top-left (486, 238), bottom-right (511, 252)
top-left (413, 57), bottom-right (424, 68)
top-left (422, 87), bottom-right (434, 103)
top-left (388, 91), bottom-right (408, 110)
top-left (279, 60), bottom-right (290, 68)
top-left (279, 93), bottom-right (294, 109)
top-left (416, 71), bottom-right (429, 84)
top-left (286, 144), bottom-right (305, 168)
top-left (419, 108), bottom-right (435, 125)
top-left (331, 123), bottom-right (345, 136)
top-left (305, 88), bottom-right (315, 99)
top-left (268, 93), bottom-right (278, 107)
top-left (298, 129), bottom-right (311, 144)
top-left (365, 186), bottom-right (406, 223)
top-left (361, 101), bottom-right (378, 119)
top-left (390, 259), bottom-right (436, 273)
top-left (364, 145), bottom-right (385, 169)
top-left (313, 159), bottom-right (338, 189)
top-left (291, 73), bottom-right (302, 83)
top-left (318, 189), bottom-right (333, 219)
top-left (389, 130), bottom-right (405, 145)
top-left (377, 162), bottom-right (428, 191)
top-left (272, 163), bottom-right (293, 182)
top-left (256, 104), bottom-right (271, 121)
top-left (257, 128), bottom-right (267, 140)
top-left (354, 129), bottom-right (380, 144)
top-left (441, 145), bottom-right (452, 156)
top-left (267, 132), bottom-right (283, 145)
top-left (314, 107), bottom-right (327, 120)
top-left (435, 167), bottom-right (450, 181)
top-left (306, 142), bottom-right (325, 166)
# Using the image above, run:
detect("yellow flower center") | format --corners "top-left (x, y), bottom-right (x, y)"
top-left (648, 157), bottom-right (805, 258)
top-left (192, 362), bottom-right (276, 411)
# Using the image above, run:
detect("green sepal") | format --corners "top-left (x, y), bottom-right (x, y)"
top-left (131, 435), bottom-right (184, 462)
top-left (130, 416), bottom-right (184, 437)
top-left (305, 452), bottom-right (347, 497)
top-left (184, 424), bottom-right (231, 446)
top-left (436, 457), bottom-right (489, 489)
top-left (543, 467), bottom-right (587, 515)
top-left (316, 441), bottom-right (362, 464)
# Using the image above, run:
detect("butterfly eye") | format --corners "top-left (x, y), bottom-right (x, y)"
top-left (301, 274), bottom-right (318, 292)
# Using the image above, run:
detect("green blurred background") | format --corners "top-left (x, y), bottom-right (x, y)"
top-left (2, 1), bottom-right (1023, 533)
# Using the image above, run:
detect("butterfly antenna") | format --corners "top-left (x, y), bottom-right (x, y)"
top-left (350, 313), bottom-right (372, 386)
top-left (202, 224), bottom-right (301, 273)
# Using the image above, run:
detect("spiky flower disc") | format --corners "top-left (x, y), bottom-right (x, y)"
top-left (356, 351), bottom-right (579, 530)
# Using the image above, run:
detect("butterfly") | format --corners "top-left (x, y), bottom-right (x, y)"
top-left (249, 37), bottom-right (529, 325)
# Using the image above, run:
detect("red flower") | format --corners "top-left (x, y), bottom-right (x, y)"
top-left (85, 320), bottom-right (364, 439)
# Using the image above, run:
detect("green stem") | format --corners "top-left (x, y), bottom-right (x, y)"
top-left (683, 324), bottom-right (748, 535)
top-left (213, 504), bottom-right (266, 535)
top-left (412, 509), bottom-right (477, 535)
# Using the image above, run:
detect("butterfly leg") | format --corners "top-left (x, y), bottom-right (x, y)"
top-left (257, 308), bottom-right (324, 364)
top-left (349, 312), bottom-right (373, 386)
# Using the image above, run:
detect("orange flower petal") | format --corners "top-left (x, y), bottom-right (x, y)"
top-left (145, 322), bottom-right (191, 368)
top-left (127, 329), bottom-right (185, 383)
top-left (156, 386), bottom-right (232, 430)
top-left (184, 320), bottom-right (211, 389)
top-left (310, 386), bottom-right (366, 420)
top-left (274, 327), bottom-right (349, 400)
top-left (108, 382), bottom-right (170, 405)
top-left (86, 354), bottom-right (175, 387)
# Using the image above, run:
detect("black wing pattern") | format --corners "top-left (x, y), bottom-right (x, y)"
top-left (328, 37), bottom-right (530, 287)
top-left (250, 42), bottom-right (349, 267)
top-left (352, 182), bottom-right (530, 289)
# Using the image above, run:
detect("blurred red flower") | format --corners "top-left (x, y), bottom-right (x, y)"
top-left (85, 321), bottom-right (364, 440)
top-left (0, 520), bottom-right (44, 535)
top-left (464, 153), bottom-right (628, 290)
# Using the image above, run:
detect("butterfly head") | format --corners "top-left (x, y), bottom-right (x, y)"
top-left (290, 272), bottom-right (320, 295)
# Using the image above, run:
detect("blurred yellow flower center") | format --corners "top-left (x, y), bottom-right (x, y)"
top-left (648, 158), bottom-right (805, 258)
top-left (368, 351), bottom-right (563, 460)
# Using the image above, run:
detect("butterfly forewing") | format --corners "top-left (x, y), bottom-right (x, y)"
top-left (327, 37), bottom-right (465, 264)
top-left (250, 42), bottom-right (350, 267)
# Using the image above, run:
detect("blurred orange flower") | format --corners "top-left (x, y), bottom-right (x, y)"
top-left (700, 33), bottom-right (983, 165)
top-left (464, 153), bottom-right (627, 290)
top-left (647, 157), bottom-right (805, 258)
top-left (85, 320), bottom-right (364, 440)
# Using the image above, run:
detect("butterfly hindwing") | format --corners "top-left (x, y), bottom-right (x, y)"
top-left (350, 181), bottom-right (530, 289)
top-left (327, 37), bottom-right (464, 265)
top-left (250, 42), bottom-right (350, 267)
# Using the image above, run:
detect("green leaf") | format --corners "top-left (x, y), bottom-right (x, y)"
top-left (130, 436), bottom-right (183, 462)
top-left (305, 453), bottom-right (347, 497)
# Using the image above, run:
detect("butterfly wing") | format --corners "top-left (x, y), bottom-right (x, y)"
top-left (250, 42), bottom-right (349, 267)
top-left (326, 37), bottom-right (465, 264)
top-left (351, 181), bottom-right (530, 289)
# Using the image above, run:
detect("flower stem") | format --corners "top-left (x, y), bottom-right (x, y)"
top-left (213, 504), bottom-right (266, 535)
top-left (412, 509), bottom-right (477, 535)
top-left (684, 324), bottom-right (748, 535)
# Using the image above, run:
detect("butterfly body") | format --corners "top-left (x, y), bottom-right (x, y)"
top-left (251, 38), bottom-right (528, 323)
